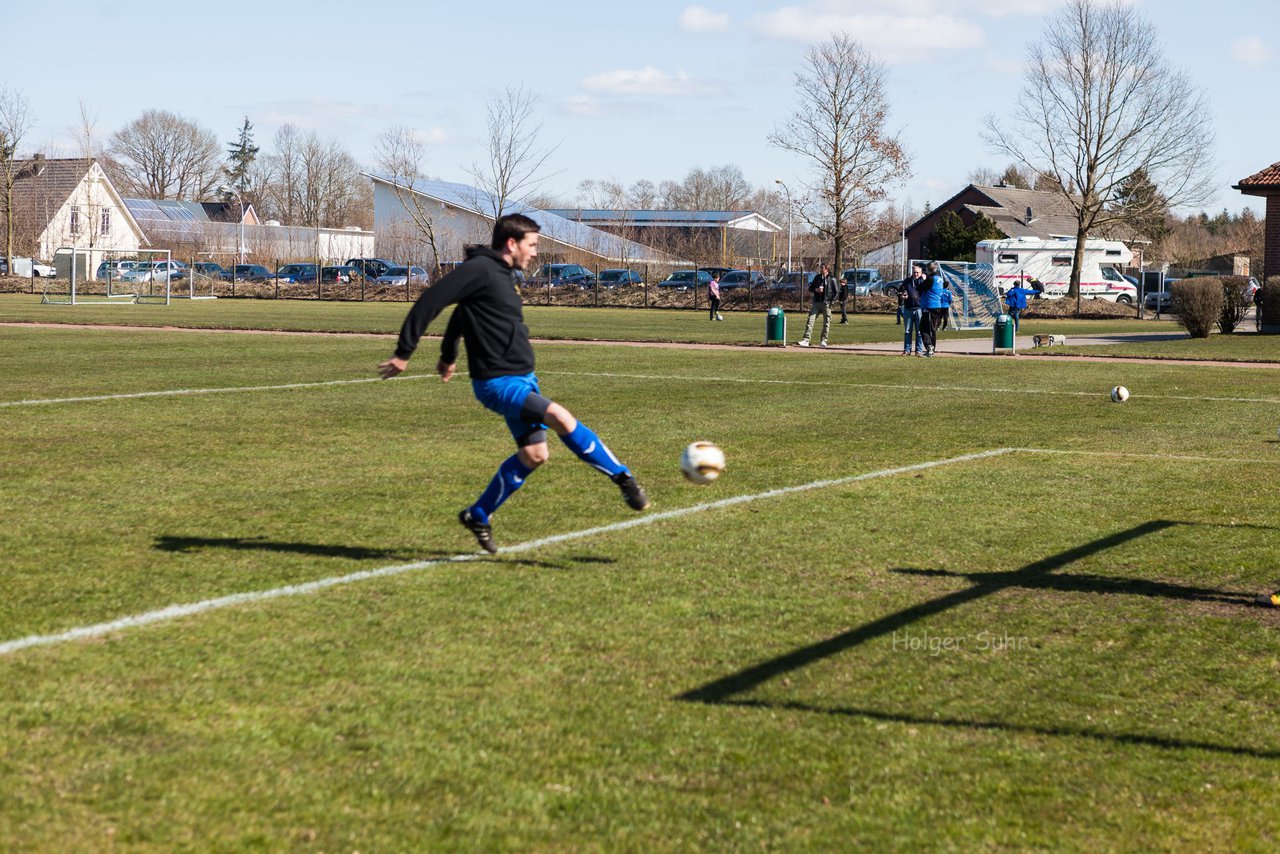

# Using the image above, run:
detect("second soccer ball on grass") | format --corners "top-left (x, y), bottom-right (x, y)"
top-left (680, 441), bottom-right (726, 485)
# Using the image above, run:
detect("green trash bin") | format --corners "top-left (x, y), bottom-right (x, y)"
top-left (766, 306), bottom-right (786, 346)
top-left (993, 313), bottom-right (1015, 353)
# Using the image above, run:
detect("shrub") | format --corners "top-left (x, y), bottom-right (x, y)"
top-left (1171, 279), bottom-right (1222, 338)
top-left (1214, 276), bottom-right (1253, 334)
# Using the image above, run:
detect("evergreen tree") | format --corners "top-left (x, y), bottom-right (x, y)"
top-left (225, 117), bottom-right (259, 194)
top-left (922, 211), bottom-right (1004, 262)
top-left (1111, 167), bottom-right (1169, 242)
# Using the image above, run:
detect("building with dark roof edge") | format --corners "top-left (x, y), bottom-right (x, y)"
top-left (1233, 161), bottom-right (1280, 282)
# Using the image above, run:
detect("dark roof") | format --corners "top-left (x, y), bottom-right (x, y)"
top-left (914, 183), bottom-right (1144, 242)
top-left (7, 156), bottom-right (95, 218)
top-left (1233, 161), bottom-right (1280, 194)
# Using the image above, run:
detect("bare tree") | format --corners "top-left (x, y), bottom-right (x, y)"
top-left (769, 32), bottom-right (910, 271)
top-left (108, 109), bottom-right (223, 200)
top-left (261, 124), bottom-right (369, 229)
top-left (984, 0), bottom-right (1215, 299)
top-left (465, 83), bottom-right (558, 220)
top-left (0, 85), bottom-right (33, 271)
top-left (374, 126), bottom-right (445, 276)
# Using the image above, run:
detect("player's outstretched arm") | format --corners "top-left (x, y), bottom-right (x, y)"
top-left (378, 357), bottom-right (407, 380)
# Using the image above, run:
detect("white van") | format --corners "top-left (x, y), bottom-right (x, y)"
top-left (975, 237), bottom-right (1138, 304)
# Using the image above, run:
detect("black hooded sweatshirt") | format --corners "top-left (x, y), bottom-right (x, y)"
top-left (393, 246), bottom-right (535, 380)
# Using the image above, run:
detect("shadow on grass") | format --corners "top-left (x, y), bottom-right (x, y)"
top-left (677, 520), bottom-right (1280, 758)
top-left (153, 535), bottom-right (616, 571)
top-left (720, 699), bottom-right (1280, 760)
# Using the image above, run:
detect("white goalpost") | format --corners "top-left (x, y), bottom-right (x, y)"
top-left (42, 249), bottom-right (175, 306)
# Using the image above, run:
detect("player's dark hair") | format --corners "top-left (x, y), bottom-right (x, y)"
top-left (491, 213), bottom-right (542, 250)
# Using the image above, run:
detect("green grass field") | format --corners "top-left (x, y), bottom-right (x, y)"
top-left (4, 311), bottom-right (1280, 850)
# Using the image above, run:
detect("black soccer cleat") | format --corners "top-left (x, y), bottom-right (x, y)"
top-left (459, 508), bottom-right (497, 554)
top-left (613, 471), bottom-right (650, 511)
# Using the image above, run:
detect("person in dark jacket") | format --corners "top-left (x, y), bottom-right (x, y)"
top-left (378, 213), bottom-right (650, 554)
top-left (901, 264), bottom-right (925, 355)
top-left (798, 263), bottom-right (836, 347)
top-left (837, 275), bottom-right (849, 324)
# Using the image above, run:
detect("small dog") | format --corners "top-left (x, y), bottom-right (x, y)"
top-left (1032, 334), bottom-right (1067, 347)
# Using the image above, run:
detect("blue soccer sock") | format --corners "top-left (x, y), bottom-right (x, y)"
top-left (559, 422), bottom-right (627, 478)
top-left (470, 454), bottom-right (534, 524)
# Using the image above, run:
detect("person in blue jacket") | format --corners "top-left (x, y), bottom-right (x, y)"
top-left (917, 261), bottom-right (947, 357)
top-left (1004, 278), bottom-right (1039, 331)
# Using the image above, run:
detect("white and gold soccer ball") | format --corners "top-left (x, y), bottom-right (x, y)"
top-left (1110, 385), bottom-right (1130, 403)
top-left (680, 441), bottom-right (726, 485)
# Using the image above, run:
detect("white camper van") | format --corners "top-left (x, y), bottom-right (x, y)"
top-left (975, 237), bottom-right (1138, 304)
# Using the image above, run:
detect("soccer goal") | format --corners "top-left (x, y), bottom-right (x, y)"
top-left (42, 249), bottom-right (174, 305)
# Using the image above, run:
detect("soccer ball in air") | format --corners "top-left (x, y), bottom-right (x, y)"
top-left (1110, 385), bottom-right (1130, 403)
top-left (680, 441), bottom-right (726, 485)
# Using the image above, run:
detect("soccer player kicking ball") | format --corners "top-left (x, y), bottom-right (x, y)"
top-left (378, 213), bottom-right (650, 554)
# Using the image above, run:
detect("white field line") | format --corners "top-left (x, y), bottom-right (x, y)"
top-left (6, 368), bottom-right (1280, 410)
top-left (0, 448), bottom-right (1016, 657)
top-left (542, 370), bottom-right (1280, 406)
top-left (0, 374), bottom-right (436, 408)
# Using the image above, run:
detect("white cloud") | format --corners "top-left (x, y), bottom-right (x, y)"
top-left (1233, 36), bottom-right (1272, 68)
top-left (582, 67), bottom-right (719, 97)
top-left (749, 6), bottom-right (985, 53)
top-left (561, 96), bottom-right (604, 118)
top-left (679, 5), bottom-right (730, 33)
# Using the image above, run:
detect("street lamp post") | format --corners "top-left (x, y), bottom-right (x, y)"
top-left (775, 179), bottom-right (795, 311)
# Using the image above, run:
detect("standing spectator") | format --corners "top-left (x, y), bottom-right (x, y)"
top-left (1004, 277), bottom-right (1038, 332)
top-left (708, 273), bottom-right (723, 321)
top-left (1255, 284), bottom-right (1264, 332)
top-left (837, 273), bottom-right (849, 324)
top-left (798, 263), bottom-right (836, 348)
top-left (938, 278), bottom-right (953, 331)
top-left (895, 281), bottom-right (906, 325)
top-left (901, 264), bottom-right (925, 355)
top-left (917, 262), bottom-right (947, 357)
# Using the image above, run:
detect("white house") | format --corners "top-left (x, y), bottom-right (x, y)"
top-left (4, 156), bottom-right (147, 278)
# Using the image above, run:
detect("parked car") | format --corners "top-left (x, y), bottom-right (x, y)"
top-left (598, 268), bottom-right (643, 287)
top-left (96, 260), bottom-right (140, 280)
top-left (323, 265), bottom-right (357, 284)
top-left (533, 263), bottom-right (596, 287)
top-left (719, 270), bottom-right (768, 289)
top-left (345, 258), bottom-right (398, 280)
top-left (1143, 279), bottom-right (1179, 312)
top-left (229, 264), bottom-right (279, 283)
top-left (657, 270), bottom-right (711, 291)
top-left (191, 262), bottom-right (230, 281)
top-left (376, 265), bottom-right (430, 286)
top-left (770, 271), bottom-right (813, 292)
top-left (698, 266), bottom-right (733, 282)
top-left (842, 267), bottom-right (886, 296)
top-left (8, 257), bottom-right (57, 278)
top-left (122, 260), bottom-right (187, 284)
top-left (276, 263), bottom-right (318, 283)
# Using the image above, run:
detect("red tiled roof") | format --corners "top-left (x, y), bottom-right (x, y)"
top-left (1235, 161), bottom-right (1280, 190)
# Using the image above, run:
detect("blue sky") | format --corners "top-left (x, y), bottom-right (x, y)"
top-left (6, 0), bottom-right (1276, 215)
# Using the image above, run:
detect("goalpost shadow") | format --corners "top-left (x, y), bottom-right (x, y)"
top-left (675, 520), bottom-right (1280, 760)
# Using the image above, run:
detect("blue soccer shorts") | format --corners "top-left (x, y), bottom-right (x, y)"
top-left (471, 372), bottom-right (552, 447)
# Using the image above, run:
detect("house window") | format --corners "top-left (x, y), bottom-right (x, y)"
top-left (70, 208), bottom-right (81, 235)
top-left (1051, 255), bottom-right (1072, 267)
top-left (101, 208), bottom-right (112, 236)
